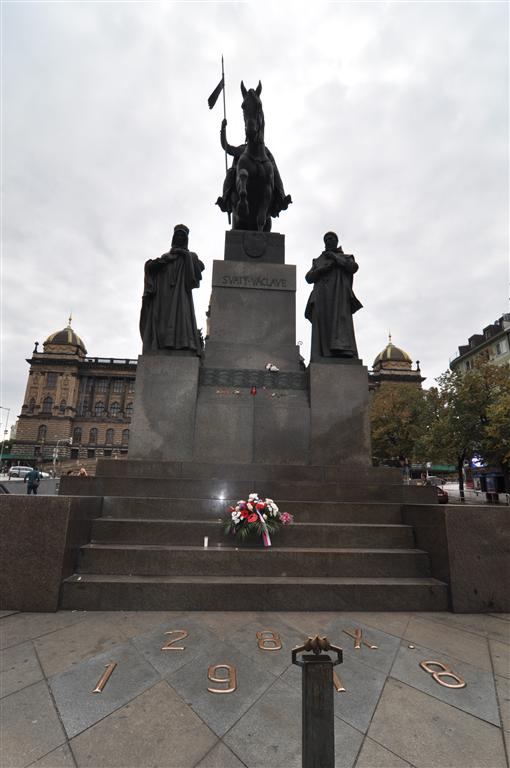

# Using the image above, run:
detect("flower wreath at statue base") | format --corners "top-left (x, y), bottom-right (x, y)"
top-left (224, 493), bottom-right (294, 548)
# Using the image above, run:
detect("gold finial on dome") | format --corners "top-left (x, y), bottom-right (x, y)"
top-left (67, 312), bottom-right (73, 328)
top-left (388, 331), bottom-right (392, 344)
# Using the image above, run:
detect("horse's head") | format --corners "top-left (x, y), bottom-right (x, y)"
top-left (240, 81), bottom-right (264, 143)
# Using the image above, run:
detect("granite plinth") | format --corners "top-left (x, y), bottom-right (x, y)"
top-left (128, 354), bottom-right (200, 461)
top-left (192, 387), bottom-right (309, 464)
top-left (403, 504), bottom-right (510, 612)
top-left (223, 229), bottom-right (285, 264)
top-left (309, 362), bottom-right (371, 466)
top-left (0, 495), bottom-right (101, 611)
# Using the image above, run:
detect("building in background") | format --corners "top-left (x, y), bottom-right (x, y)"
top-left (369, 334), bottom-right (425, 389)
top-left (11, 319), bottom-right (136, 468)
top-left (450, 314), bottom-right (510, 373)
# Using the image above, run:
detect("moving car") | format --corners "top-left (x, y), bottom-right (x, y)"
top-left (7, 466), bottom-right (50, 479)
top-left (8, 465), bottom-right (34, 478)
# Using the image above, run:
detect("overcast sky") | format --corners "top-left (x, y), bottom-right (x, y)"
top-left (1, 0), bottom-right (508, 433)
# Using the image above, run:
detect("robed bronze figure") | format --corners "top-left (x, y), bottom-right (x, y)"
top-left (216, 81), bottom-right (292, 232)
top-left (305, 232), bottom-right (362, 361)
top-left (139, 225), bottom-right (204, 355)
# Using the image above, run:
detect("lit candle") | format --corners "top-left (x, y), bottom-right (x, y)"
top-left (204, 536), bottom-right (209, 548)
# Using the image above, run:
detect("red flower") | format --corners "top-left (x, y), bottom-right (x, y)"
top-left (240, 511), bottom-right (248, 519)
top-left (247, 513), bottom-right (258, 523)
top-left (256, 501), bottom-right (265, 510)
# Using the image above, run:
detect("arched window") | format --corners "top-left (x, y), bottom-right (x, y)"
top-left (28, 398), bottom-right (36, 414)
top-left (122, 429), bottom-right (130, 444)
top-left (59, 400), bottom-right (66, 414)
top-left (125, 402), bottom-right (134, 417)
top-left (37, 424), bottom-right (47, 441)
top-left (42, 396), bottom-right (53, 413)
top-left (95, 401), bottom-right (105, 417)
top-left (73, 427), bottom-right (82, 444)
top-left (105, 428), bottom-right (114, 445)
top-left (110, 402), bottom-right (121, 417)
top-left (89, 428), bottom-right (98, 444)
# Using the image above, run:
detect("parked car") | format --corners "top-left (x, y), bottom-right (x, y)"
top-left (427, 475), bottom-right (444, 487)
top-left (8, 465), bottom-right (34, 479)
top-left (437, 486), bottom-right (449, 504)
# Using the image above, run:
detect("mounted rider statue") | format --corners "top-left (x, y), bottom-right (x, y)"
top-left (216, 81), bottom-right (292, 232)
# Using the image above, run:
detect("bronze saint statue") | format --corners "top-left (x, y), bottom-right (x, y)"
top-left (139, 224), bottom-right (204, 355)
top-left (305, 232), bottom-right (362, 361)
top-left (216, 81), bottom-right (292, 231)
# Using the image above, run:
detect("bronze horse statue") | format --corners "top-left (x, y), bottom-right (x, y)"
top-left (216, 81), bottom-right (292, 232)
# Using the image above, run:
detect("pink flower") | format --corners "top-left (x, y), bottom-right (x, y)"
top-left (247, 513), bottom-right (258, 523)
top-left (280, 512), bottom-right (293, 525)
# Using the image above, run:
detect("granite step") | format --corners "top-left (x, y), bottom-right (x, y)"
top-left (61, 574), bottom-right (449, 612)
top-left (60, 476), bottom-right (435, 504)
top-left (91, 518), bottom-right (416, 549)
top-left (101, 497), bottom-right (406, 524)
top-left (77, 544), bottom-right (431, 578)
top-left (95, 458), bottom-right (402, 484)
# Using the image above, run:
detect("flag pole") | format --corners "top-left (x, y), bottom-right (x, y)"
top-left (221, 55), bottom-right (231, 225)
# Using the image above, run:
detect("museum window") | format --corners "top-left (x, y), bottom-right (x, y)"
top-left (37, 425), bottom-right (47, 441)
top-left (28, 398), bottom-right (35, 414)
top-left (89, 428), bottom-right (98, 444)
top-left (42, 396), bottom-right (53, 413)
top-left (127, 379), bottom-right (135, 393)
top-left (59, 399), bottom-right (66, 414)
top-left (73, 427), bottom-right (82, 444)
top-left (95, 401), bottom-right (105, 417)
top-left (104, 449), bottom-right (112, 457)
top-left (34, 446), bottom-right (41, 456)
top-left (70, 448), bottom-right (79, 460)
top-left (110, 402), bottom-right (121, 417)
top-left (112, 379), bottom-right (123, 393)
top-left (87, 449), bottom-right (95, 459)
top-left (96, 379), bottom-right (108, 393)
top-left (122, 429), bottom-right (130, 444)
top-left (125, 402), bottom-right (134, 417)
top-left (46, 372), bottom-right (58, 388)
top-left (106, 428), bottom-right (114, 444)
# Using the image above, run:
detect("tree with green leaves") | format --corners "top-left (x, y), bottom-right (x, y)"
top-left (370, 383), bottom-right (428, 465)
top-left (422, 360), bottom-right (510, 498)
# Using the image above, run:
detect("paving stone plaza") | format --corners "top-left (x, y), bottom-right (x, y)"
top-left (1, 609), bottom-right (509, 767)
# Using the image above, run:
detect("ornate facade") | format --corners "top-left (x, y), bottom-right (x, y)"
top-left (369, 335), bottom-right (425, 389)
top-left (12, 320), bottom-right (136, 466)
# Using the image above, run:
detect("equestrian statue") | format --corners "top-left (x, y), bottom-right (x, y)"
top-left (216, 81), bottom-right (292, 232)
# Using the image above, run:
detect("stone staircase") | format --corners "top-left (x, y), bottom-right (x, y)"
top-left (59, 459), bottom-right (449, 611)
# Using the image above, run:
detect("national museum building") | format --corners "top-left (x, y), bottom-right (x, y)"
top-left (11, 320), bottom-right (136, 464)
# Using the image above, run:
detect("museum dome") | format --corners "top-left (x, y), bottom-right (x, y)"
top-left (43, 316), bottom-right (87, 355)
top-left (373, 334), bottom-right (412, 369)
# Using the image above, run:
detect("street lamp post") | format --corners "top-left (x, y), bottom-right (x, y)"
top-left (53, 438), bottom-right (71, 477)
top-left (0, 406), bottom-right (11, 474)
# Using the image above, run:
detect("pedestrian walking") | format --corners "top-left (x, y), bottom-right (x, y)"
top-left (25, 467), bottom-right (42, 495)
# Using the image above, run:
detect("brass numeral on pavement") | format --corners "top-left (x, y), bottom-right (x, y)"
top-left (343, 628), bottom-right (378, 650)
top-left (207, 664), bottom-right (237, 694)
top-left (419, 660), bottom-right (466, 689)
top-left (161, 630), bottom-right (188, 651)
top-left (256, 630), bottom-right (282, 651)
top-left (333, 670), bottom-right (346, 692)
top-left (92, 662), bottom-right (117, 693)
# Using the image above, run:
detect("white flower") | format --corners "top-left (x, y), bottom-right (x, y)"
top-left (248, 493), bottom-right (258, 501)
top-left (263, 514), bottom-right (267, 520)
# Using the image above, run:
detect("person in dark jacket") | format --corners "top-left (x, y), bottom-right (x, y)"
top-left (25, 467), bottom-right (42, 495)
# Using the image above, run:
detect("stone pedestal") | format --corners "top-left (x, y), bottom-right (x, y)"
top-left (309, 362), bottom-right (371, 466)
top-left (204, 259), bottom-right (300, 371)
top-left (129, 354), bottom-right (200, 461)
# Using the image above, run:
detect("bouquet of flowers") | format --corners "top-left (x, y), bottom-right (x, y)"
top-left (224, 493), bottom-right (294, 547)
